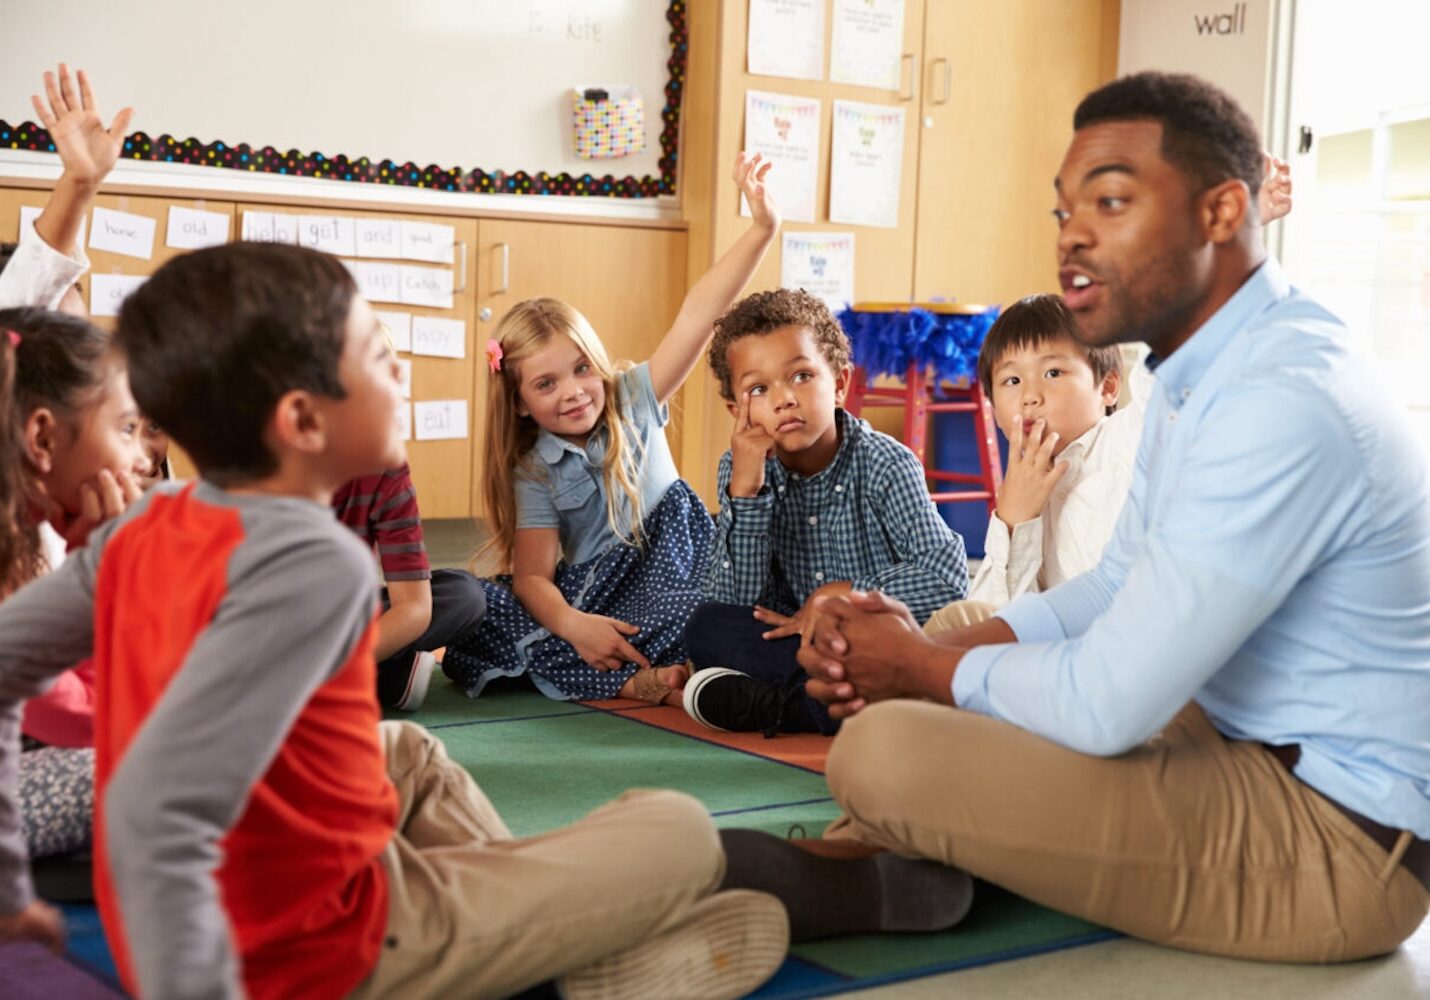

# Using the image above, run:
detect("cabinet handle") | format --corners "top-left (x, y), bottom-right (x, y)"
top-left (494, 241), bottom-right (510, 295)
top-left (899, 53), bottom-right (915, 102)
top-left (930, 57), bottom-right (951, 106)
top-left (453, 240), bottom-right (468, 293)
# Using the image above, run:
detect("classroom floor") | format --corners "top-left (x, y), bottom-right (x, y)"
top-left (422, 519), bottom-right (1430, 999)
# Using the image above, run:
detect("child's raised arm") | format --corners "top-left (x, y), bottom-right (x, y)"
top-left (29, 64), bottom-right (133, 257)
top-left (648, 153), bottom-right (779, 405)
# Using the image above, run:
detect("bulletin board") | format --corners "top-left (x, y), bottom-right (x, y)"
top-left (0, 0), bottom-right (687, 198)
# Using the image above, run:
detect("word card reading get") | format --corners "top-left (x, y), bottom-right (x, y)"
top-left (89, 273), bottom-right (148, 317)
top-left (375, 310), bottom-right (413, 352)
top-left (89, 207), bottom-right (156, 260)
top-left (411, 316), bottom-right (466, 359)
top-left (166, 206), bottom-right (230, 250)
top-left (298, 215), bottom-right (356, 256)
top-left (21, 206), bottom-right (86, 247)
top-left (413, 400), bottom-right (469, 441)
top-left (399, 265), bottom-right (454, 309)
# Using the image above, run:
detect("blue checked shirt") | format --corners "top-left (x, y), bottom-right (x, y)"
top-left (956, 259), bottom-right (1430, 838)
top-left (704, 409), bottom-right (968, 623)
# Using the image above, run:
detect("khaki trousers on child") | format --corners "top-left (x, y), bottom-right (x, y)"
top-left (921, 599), bottom-right (999, 636)
top-left (351, 721), bottom-right (726, 1000)
top-left (825, 700), bottom-right (1429, 962)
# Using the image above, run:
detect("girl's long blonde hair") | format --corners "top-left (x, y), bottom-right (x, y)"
top-left (480, 298), bottom-right (646, 572)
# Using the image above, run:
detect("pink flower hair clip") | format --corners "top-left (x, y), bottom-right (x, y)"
top-left (5, 329), bottom-right (19, 349)
top-left (485, 339), bottom-right (504, 374)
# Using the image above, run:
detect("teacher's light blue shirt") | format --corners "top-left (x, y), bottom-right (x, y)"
top-left (955, 259), bottom-right (1430, 838)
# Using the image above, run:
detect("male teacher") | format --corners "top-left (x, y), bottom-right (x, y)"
top-left (722, 71), bottom-right (1429, 961)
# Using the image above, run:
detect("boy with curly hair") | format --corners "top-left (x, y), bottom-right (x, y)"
top-left (682, 288), bottom-right (968, 736)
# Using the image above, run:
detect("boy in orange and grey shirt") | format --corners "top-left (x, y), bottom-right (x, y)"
top-left (0, 242), bottom-right (786, 1000)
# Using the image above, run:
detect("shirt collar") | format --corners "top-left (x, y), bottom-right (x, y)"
top-left (534, 428), bottom-right (590, 464)
top-left (1150, 257), bottom-right (1290, 409)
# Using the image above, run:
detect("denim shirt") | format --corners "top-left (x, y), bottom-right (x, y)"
top-left (514, 362), bottom-right (680, 565)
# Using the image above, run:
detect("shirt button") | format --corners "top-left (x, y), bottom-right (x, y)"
top-left (778, 486), bottom-right (786, 493)
top-left (1169, 412), bottom-right (1178, 422)
top-left (815, 571), bottom-right (825, 581)
top-left (1181, 388), bottom-right (1192, 399)
top-left (833, 484), bottom-right (843, 493)
top-left (808, 515), bottom-right (818, 525)
top-left (723, 560), bottom-right (731, 568)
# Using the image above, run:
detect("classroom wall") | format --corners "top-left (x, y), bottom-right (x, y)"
top-left (3, 0), bottom-right (673, 182)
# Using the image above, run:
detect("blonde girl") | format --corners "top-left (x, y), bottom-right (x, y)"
top-left (444, 154), bottom-right (779, 705)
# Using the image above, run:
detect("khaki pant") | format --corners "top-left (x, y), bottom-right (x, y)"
top-left (825, 700), bottom-right (1430, 962)
top-left (351, 722), bottom-right (725, 999)
top-left (921, 599), bottom-right (999, 636)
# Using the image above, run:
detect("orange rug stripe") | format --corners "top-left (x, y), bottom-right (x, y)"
top-left (584, 698), bottom-right (832, 774)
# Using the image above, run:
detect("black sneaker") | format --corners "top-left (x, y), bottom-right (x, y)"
top-left (683, 668), bottom-right (804, 738)
top-left (383, 650), bottom-right (435, 712)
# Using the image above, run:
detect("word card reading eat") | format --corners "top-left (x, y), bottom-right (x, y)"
top-left (413, 400), bottom-right (469, 441)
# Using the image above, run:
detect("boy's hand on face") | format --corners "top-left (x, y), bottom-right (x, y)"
top-left (57, 468), bottom-right (143, 551)
top-left (32, 65), bottom-right (132, 189)
top-left (995, 417), bottom-right (1068, 528)
top-left (0, 899), bottom-right (66, 955)
top-left (564, 612), bottom-right (652, 673)
top-left (733, 151), bottom-right (780, 234)
top-left (728, 391), bottom-right (775, 498)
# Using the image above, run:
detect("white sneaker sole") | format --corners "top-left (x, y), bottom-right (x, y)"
top-left (559, 889), bottom-right (789, 1000)
top-left (681, 667), bottom-right (748, 732)
top-left (394, 650), bottom-right (436, 712)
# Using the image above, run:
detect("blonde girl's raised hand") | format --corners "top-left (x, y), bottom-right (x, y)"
top-left (647, 153), bottom-right (780, 405)
top-left (736, 151), bottom-right (779, 234)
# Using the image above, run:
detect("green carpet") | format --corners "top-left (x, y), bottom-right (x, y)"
top-left (400, 681), bottom-right (1115, 997)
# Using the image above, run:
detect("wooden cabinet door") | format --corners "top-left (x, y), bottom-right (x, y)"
top-left (912, 0), bottom-right (1120, 305)
top-left (471, 219), bottom-right (687, 516)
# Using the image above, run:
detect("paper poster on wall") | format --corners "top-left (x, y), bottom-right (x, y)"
top-left (343, 260), bottom-right (403, 305)
top-left (20, 206), bottom-right (85, 249)
top-left (240, 211), bottom-right (299, 244)
top-left (781, 232), bottom-right (855, 313)
top-left (396, 402), bottom-right (412, 442)
top-left (743, 91), bottom-right (821, 224)
top-left (413, 399), bottom-right (469, 441)
top-left (89, 273), bottom-right (148, 317)
top-left (396, 359), bottom-right (412, 399)
top-left (89, 207), bottom-right (156, 260)
top-left (747, 0), bottom-right (826, 81)
top-left (355, 218), bottom-right (402, 259)
top-left (166, 206), bottom-right (230, 250)
top-left (830, 0), bottom-right (906, 90)
top-left (298, 215), bottom-right (357, 256)
top-left (411, 316), bottom-right (466, 359)
top-left (375, 310), bottom-right (413, 352)
top-left (400, 221), bottom-right (456, 264)
top-left (829, 100), bottom-right (905, 229)
top-left (399, 265), bottom-right (455, 310)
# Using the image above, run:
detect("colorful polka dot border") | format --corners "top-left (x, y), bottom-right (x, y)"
top-left (1, 1), bottom-right (686, 199)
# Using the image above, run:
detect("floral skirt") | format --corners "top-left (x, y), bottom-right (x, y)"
top-left (443, 480), bottom-right (714, 701)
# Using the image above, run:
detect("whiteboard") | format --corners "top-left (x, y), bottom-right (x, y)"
top-left (2, 0), bottom-right (678, 193)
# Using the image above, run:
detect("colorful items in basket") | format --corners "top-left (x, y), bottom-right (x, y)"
top-left (838, 303), bottom-right (1000, 385)
top-left (572, 86), bottom-right (646, 159)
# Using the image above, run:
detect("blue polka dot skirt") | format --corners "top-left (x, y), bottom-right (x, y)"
top-left (443, 480), bottom-right (714, 701)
